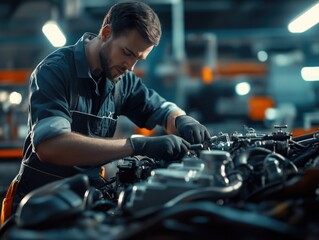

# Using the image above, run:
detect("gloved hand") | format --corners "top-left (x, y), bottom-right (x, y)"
top-left (129, 135), bottom-right (191, 161)
top-left (175, 115), bottom-right (211, 144)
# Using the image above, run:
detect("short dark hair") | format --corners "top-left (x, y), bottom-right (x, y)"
top-left (100, 1), bottom-right (161, 46)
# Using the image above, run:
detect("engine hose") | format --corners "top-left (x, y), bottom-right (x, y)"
top-left (83, 187), bottom-right (103, 209)
top-left (292, 146), bottom-right (319, 167)
top-left (296, 137), bottom-right (319, 146)
top-left (265, 152), bottom-right (298, 173)
top-left (234, 147), bottom-right (272, 167)
top-left (164, 173), bottom-right (243, 208)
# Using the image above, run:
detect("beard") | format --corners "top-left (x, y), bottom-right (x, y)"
top-left (98, 41), bottom-right (124, 82)
top-left (99, 50), bottom-right (113, 80)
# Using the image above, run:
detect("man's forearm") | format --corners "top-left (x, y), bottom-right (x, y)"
top-left (165, 109), bottom-right (186, 135)
top-left (36, 132), bottom-right (134, 166)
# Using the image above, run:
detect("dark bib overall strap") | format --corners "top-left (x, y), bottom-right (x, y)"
top-left (114, 80), bottom-right (122, 117)
top-left (70, 76), bottom-right (79, 111)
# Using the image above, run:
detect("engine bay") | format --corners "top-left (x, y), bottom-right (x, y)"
top-left (2, 125), bottom-right (319, 240)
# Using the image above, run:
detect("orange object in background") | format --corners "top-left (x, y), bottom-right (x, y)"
top-left (217, 62), bottom-right (267, 77)
top-left (133, 128), bottom-right (156, 136)
top-left (0, 149), bottom-right (22, 158)
top-left (292, 128), bottom-right (319, 138)
top-left (201, 66), bottom-right (214, 84)
top-left (0, 69), bottom-right (31, 84)
top-left (248, 96), bottom-right (275, 121)
top-left (185, 61), bottom-right (267, 81)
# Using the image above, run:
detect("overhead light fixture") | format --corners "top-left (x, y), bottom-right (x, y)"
top-left (288, 2), bottom-right (319, 33)
top-left (301, 67), bottom-right (319, 81)
top-left (235, 82), bottom-right (251, 96)
top-left (9, 91), bottom-right (22, 105)
top-left (257, 50), bottom-right (268, 62)
top-left (42, 20), bottom-right (66, 47)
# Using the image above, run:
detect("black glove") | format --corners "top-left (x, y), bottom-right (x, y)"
top-left (175, 115), bottom-right (211, 144)
top-left (129, 135), bottom-right (191, 161)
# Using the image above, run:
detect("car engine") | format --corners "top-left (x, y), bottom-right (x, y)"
top-left (1, 125), bottom-right (319, 240)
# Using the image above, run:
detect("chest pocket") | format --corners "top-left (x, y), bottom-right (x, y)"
top-left (70, 111), bottom-right (118, 137)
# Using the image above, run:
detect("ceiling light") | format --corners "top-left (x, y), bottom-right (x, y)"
top-left (235, 82), bottom-right (251, 96)
top-left (42, 20), bottom-right (66, 47)
top-left (0, 91), bottom-right (8, 102)
top-left (9, 91), bottom-right (22, 105)
top-left (301, 67), bottom-right (319, 81)
top-left (257, 51), bottom-right (268, 62)
top-left (288, 2), bottom-right (319, 33)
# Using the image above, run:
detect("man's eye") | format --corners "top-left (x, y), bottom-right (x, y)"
top-left (123, 50), bottom-right (131, 56)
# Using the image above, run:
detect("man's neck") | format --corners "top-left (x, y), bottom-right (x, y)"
top-left (85, 37), bottom-right (103, 77)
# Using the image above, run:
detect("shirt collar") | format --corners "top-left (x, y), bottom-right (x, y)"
top-left (74, 32), bottom-right (96, 78)
top-left (73, 33), bottom-right (120, 96)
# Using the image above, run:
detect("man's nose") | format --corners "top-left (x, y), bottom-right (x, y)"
top-left (127, 59), bottom-right (138, 71)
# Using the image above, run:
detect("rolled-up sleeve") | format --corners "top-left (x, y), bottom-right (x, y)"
top-left (31, 116), bottom-right (71, 147)
top-left (144, 101), bottom-right (182, 129)
top-left (29, 60), bottom-right (72, 148)
top-left (121, 73), bottom-right (184, 129)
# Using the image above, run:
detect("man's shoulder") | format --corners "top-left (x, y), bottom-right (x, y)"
top-left (43, 46), bottom-right (74, 65)
top-left (35, 46), bottom-right (75, 74)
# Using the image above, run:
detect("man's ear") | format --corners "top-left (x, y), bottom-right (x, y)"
top-left (100, 24), bottom-right (112, 41)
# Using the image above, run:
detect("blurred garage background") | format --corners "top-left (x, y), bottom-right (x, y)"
top-left (0, 0), bottom-right (319, 203)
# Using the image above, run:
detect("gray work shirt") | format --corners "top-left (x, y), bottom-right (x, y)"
top-left (29, 33), bottom-right (181, 149)
top-left (21, 33), bottom-right (181, 184)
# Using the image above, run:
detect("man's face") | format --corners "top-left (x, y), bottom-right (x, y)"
top-left (99, 28), bottom-right (154, 81)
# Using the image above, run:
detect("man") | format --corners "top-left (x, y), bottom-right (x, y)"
top-left (1, 1), bottom-right (210, 224)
